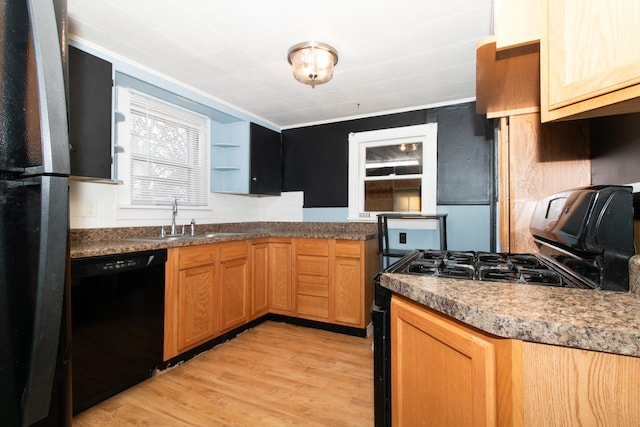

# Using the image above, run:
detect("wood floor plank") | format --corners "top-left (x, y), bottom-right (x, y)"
top-left (73, 321), bottom-right (374, 426)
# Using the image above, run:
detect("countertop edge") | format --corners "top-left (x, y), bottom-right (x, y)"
top-left (381, 272), bottom-right (640, 358)
top-left (71, 230), bottom-right (377, 258)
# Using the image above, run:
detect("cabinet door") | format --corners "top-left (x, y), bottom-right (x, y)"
top-left (177, 264), bottom-right (217, 354)
top-left (494, 0), bottom-right (544, 49)
top-left (542, 0), bottom-right (640, 121)
top-left (391, 296), bottom-right (497, 426)
top-left (251, 243), bottom-right (269, 318)
top-left (333, 257), bottom-right (362, 326)
top-left (69, 46), bottom-right (113, 179)
top-left (219, 257), bottom-right (249, 333)
top-left (250, 122), bottom-right (281, 195)
top-left (268, 242), bottom-right (293, 314)
top-left (296, 239), bottom-right (330, 321)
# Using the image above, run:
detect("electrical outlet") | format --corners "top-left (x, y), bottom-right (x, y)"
top-left (399, 232), bottom-right (407, 244)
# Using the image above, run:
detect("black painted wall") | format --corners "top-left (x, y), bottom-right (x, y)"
top-left (591, 112), bottom-right (640, 185)
top-left (282, 101), bottom-right (493, 208)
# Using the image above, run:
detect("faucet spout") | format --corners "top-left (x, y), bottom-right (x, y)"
top-left (170, 197), bottom-right (178, 235)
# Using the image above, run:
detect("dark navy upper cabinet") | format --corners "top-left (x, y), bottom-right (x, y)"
top-left (210, 121), bottom-right (282, 195)
top-left (250, 122), bottom-right (281, 196)
top-left (69, 46), bottom-right (113, 179)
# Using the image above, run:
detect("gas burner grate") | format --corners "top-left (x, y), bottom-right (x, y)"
top-left (478, 265), bottom-right (562, 285)
top-left (478, 266), bottom-right (520, 282)
top-left (519, 268), bottom-right (563, 285)
top-left (436, 262), bottom-right (475, 279)
top-left (398, 249), bottom-right (573, 287)
top-left (477, 252), bottom-right (541, 269)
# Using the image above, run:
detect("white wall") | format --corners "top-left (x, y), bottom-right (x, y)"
top-left (69, 180), bottom-right (303, 229)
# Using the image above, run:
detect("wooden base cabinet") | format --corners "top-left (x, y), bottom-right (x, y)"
top-left (295, 239), bottom-right (330, 321)
top-left (295, 238), bottom-right (377, 328)
top-left (165, 237), bottom-right (375, 361)
top-left (218, 242), bottom-right (250, 333)
top-left (522, 342), bottom-right (640, 426)
top-left (251, 243), bottom-right (269, 318)
top-left (164, 244), bottom-right (218, 360)
top-left (252, 239), bottom-right (293, 316)
top-left (391, 295), bottom-right (520, 427)
top-left (165, 241), bottom-right (249, 360)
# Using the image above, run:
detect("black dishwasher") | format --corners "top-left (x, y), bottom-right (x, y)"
top-left (70, 249), bottom-right (166, 414)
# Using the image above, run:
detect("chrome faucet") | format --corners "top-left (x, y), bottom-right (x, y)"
top-left (170, 197), bottom-right (178, 235)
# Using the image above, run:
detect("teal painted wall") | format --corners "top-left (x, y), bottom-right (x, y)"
top-left (303, 205), bottom-right (492, 251)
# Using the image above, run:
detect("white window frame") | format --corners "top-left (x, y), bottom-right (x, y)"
top-left (348, 123), bottom-right (437, 222)
top-left (115, 87), bottom-right (210, 209)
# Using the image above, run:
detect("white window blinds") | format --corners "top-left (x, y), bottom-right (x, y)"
top-left (127, 91), bottom-right (210, 207)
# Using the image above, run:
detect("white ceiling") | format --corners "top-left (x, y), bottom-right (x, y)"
top-left (67, 0), bottom-right (494, 129)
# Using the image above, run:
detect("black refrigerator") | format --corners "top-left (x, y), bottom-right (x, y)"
top-left (0, 0), bottom-right (72, 426)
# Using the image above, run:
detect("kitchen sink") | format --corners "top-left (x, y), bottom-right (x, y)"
top-left (191, 232), bottom-right (245, 238)
top-left (126, 235), bottom-right (189, 242)
top-left (127, 232), bottom-right (246, 243)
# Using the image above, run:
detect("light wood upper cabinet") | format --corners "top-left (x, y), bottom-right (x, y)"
top-left (494, 0), bottom-right (544, 49)
top-left (541, 0), bottom-right (640, 121)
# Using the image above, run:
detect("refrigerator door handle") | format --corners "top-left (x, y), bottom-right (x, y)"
top-left (20, 177), bottom-right (69, 426)
top-left (26, 0), bottom-right (69, 176)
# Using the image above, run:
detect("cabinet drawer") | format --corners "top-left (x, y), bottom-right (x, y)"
top-left (296, 239), bottom-right (329, 256)
top-left (179, 245), bottom-right (217, 269)
top-left (220, 242), bottom-right (248, 262)
top-left (297, 255), bottom-right (329, 276)
top-left (298, 275), bottom-right (329, 297)
top-left (335, 240), bottom-right (361, 258)
top-left (297, 295), bottom-right (329, 319)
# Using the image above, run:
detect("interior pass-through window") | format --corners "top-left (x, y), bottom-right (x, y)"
top-left (348, 123), bottom-right (437, 221)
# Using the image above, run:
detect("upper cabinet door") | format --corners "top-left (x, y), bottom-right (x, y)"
top-left (249, 122), bottom-right (282, 195)
top-left (541, 0), bottom-right (640, 121)
top-left (210, 121), bottom-right (281, 195)
top-left (494, 0), bottom-right (544, 49)
top-left (69, 46), bottom-right (113, 179)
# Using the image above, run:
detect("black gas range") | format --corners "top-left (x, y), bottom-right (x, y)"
top-left (372, 185), bottom-right (635, 427)
top-left (385, 185), bottom-right (635, 291)
top-left (388, 250), bottom-right (575, 286)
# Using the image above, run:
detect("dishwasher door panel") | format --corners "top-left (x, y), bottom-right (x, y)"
top-left (70, 250), bottom-right (165, 414)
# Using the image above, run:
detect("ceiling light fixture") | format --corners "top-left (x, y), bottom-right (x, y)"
top-left (287, 41), bottom-right (338, 88)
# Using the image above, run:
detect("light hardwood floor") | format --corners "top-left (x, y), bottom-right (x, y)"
top-left (73, 321), bottom-right (374, 426)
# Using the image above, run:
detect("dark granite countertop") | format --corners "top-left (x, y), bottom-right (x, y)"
top-left (381, 267), bottom-right (640, 357)
top-left (70, 221), bottom-right (377, 258)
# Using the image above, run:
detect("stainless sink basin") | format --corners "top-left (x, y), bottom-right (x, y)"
top-left (126, 235), bottom-right (190, 242)
top-left (192, 232), bottom-right (244, 238)
top-left (127, 232), bottom-right (245, 243)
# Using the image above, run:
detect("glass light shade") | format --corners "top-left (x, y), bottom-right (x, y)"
top-left (287, 42), bottom-right (338, 88)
